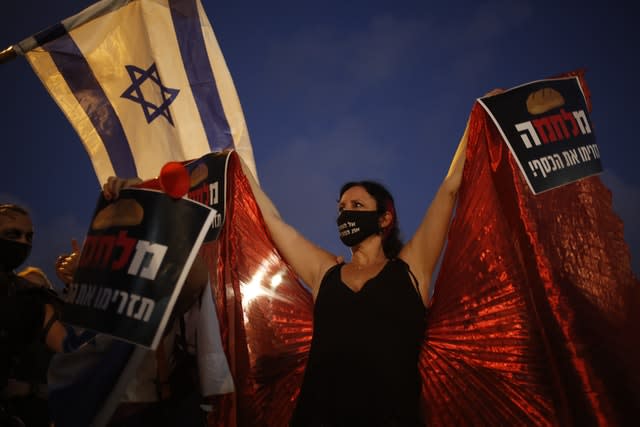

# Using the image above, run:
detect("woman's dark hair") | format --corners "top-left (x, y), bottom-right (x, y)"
top-left (339, 181), bottom-right (403, 258)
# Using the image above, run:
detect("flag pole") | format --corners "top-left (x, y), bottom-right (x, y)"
top-left (0, 46), bottom-right (17, 64)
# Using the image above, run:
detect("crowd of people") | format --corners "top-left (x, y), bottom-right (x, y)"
top-left (1, 200), bottom-right (209, 426)
top-left (2, 130), bottom-right (466, 427)
top-left (1, 91), bottom-right (479, 426)
top-left (3, 86), bottom-right (632, 426)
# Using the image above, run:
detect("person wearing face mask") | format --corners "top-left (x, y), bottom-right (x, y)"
top-left (0, 204), bottom-right (89, 425)
top-left (232, 113), bottom-right (469, 425)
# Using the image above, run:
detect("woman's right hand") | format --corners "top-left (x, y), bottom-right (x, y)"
top-left (483, 88), bottom-right (505, 98)
top-left (102, 176), bottom-right (143, 200)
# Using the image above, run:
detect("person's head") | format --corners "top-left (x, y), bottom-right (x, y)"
top-left (18, 266), bottom-right (53, 290)
top-left (337, 181), bottom-right (403, 258)
top-left (0, 204), bottom-right (33, 272)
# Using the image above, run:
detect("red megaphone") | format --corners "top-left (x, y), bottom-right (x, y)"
top-left (134, 161), bottom-right (191, 199)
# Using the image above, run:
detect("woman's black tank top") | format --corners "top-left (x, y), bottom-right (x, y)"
top-left (290, 258), bottom-right (426, 427)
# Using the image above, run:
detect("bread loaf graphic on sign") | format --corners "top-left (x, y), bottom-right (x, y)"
top-left (526, 87), bottom-right (565, 115)
top-left (189, 162), bottom-right (209, 187)
top-left (92, 199), bottom-right (144, 230)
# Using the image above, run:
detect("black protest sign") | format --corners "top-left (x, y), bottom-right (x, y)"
top-left (184, 151), bottom-right (231, 242)
top-left (63, 189), bottom-right (214, 349)
top-left (478, 76), bottom-right (602, 194)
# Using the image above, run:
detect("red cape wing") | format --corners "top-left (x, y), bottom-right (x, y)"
top-left (422, 96), bottom-right (639, 426)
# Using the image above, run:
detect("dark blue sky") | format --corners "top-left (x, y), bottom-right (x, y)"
top-left (1, 0), bottom-right (638, 286)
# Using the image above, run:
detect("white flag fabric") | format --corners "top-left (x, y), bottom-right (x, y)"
top-left (15, 0), bottom-right (257, 182)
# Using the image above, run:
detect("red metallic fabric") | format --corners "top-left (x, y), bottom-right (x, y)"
top-left (423, 102), bottom-right (640, 425)
top-left (201, 80), bottom-right (638, 425)
top-left (204, 155), bottom-right (313, 427)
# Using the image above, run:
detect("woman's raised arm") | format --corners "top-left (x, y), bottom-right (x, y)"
top-left (400, 90), bottom-right (503, 305)
top-left (239, 158), bottom-right (338, 297)
top-left (399, 119), bottom-right (469, 305)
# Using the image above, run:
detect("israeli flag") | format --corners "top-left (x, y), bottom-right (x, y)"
top-left (15, 0), bottom-right (257, 182)
top-left (15, 1), bottom-right (241, 424)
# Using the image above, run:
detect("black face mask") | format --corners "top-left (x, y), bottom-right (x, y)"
top-left (0, 238), bottom-right (32, 272)
top-left (336, 210), bottom-right (380, 247)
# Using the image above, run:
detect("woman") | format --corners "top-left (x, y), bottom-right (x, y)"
top-left (238, 121), bottom-right (468, 426)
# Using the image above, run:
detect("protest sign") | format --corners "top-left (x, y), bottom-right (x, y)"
top-left (64, 188), bottom-right (214, 349)
top-left (478, 77), bottom-right (601, 194)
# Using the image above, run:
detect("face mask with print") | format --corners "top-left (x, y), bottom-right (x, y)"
top-left (336, 210), bottom-right (380, 247)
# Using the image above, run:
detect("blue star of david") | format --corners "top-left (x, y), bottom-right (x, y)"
top-left (121, 63), bottom-right (180, 126)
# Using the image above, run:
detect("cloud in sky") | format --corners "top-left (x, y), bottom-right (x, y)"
top-left (442, 0), bottom-right (534, 46)
top-left (260, 0), bottom-right (533, 109)
top-left (251, 0), bottom-right (540, 257)
top-left (247, 0), bottom-right (540, 194)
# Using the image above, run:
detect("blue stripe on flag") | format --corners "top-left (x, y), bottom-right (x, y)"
top-left (31, 22), bottom-right (68, 47)
top-left (169, 0), bottom-right (234, 152)
top-left (36, 25), bottom-right (138, 178)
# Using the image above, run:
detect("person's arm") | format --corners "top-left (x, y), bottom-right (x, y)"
top-left (399, 120), bottom-right (469, 305)
top-left (43, 303), bottom-right (68, 353)
top-left (400, 90), bottom-right (503, 305)
top-left (238, 158), bottom-right (338, 296)
top-left (42, 303), bottom-right (97, 353)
